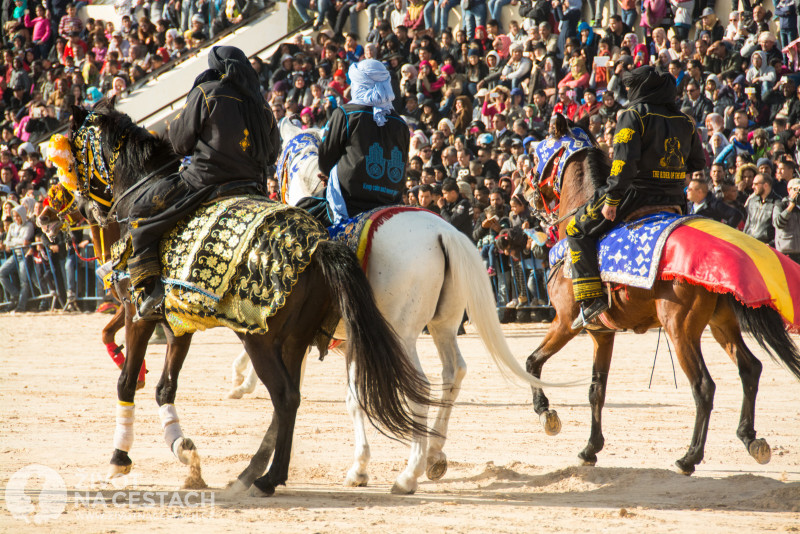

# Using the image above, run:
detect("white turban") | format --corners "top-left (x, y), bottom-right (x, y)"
top-left (347, 59), bottom-right (395, 126)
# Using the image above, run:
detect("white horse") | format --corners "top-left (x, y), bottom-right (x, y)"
top-left (230, 120), bottom-right (558, 494)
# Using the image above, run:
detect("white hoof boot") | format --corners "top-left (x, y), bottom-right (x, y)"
top-left (540, 410), bottom-right (562, 436)
top-left (344, 468), bottom-right (369, 487)
top-left (390, 472), bottom-right (418, 495)
top-left (426, 451), bottom-right (448, 481)
top-left (173, 437), bottom-right (196, 465)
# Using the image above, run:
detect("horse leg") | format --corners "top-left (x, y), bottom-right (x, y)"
top-left (103, 302), bottom-right (127, 369)
top-left (424, 318), bottom-right (468, 482)
top-left (344, 351), bottom-right (372, 487)
top-left (389, 340), bottom-right (431, 495)
top-left (154, 330), bottom-right (196, 464)
top-left (525, 314), bottom-right (578, 436)
top-left (659, 292), bottom-right (716, 475)
top-left (228, 350), bottom-right (259, 399)
top-left (243, 334), bottom-right (305, 497)
top-left (709, 300), bottom-right (770, 465)
top-left (107, 308), bottom-right (156, 480)
top-left (231, 349), bottom-right (249, 386)
top-left (578, 331), bottom-right (615, 466)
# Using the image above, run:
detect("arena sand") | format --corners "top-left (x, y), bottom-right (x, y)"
top-left (1, 314), bottom-right (799, 533)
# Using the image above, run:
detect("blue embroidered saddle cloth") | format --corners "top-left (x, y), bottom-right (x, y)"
top-left (534, 128), bottom-right (595, 190)
top-left (549, 212), bottom-right (695, 289)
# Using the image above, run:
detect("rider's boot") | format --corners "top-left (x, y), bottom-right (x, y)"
top-left (571, 296), bottom-right (609, 330)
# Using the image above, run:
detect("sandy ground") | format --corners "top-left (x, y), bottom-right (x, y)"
top-left (1, 313), bottom-right (799, 533)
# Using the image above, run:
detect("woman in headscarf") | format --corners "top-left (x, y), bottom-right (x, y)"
top-left (649, 27), bottom-right (669, 58)
top-left (129, 45), bottom-right (280, 320)
top-left (746, 51), bottom-right (777, 95)
top-left (577, 22), bottom-right (597, 65)
top-left (299, 59), bottom-right (409, 226)
top-left (558, 56), bottom-right (590, 91)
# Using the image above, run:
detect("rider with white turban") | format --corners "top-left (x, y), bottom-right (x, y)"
top-left (298, 59), bottom-right (410, 225)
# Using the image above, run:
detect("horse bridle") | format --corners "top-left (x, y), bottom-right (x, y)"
top-left (71, 112), bottom-right (128, 215)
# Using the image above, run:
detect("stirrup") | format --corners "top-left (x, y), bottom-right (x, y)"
top-left (134, 281), bottom-right (165, 322)
top-left (571, 298), bottom-right (609, 331)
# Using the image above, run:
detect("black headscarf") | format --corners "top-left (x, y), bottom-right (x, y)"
top-left (622, 65), bottom-right (679, 112)
top-left (194, 46), bottom-right (273, 173)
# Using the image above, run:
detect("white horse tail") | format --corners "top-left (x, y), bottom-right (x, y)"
top-left (437, 228), bottom-right (572, 389)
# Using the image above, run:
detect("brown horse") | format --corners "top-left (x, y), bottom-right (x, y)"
top-left (38, 186), bottom-right (147, 389)
top-left (520, 125), bottom-right (800, 475)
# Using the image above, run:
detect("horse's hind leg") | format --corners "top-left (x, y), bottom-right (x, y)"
top-left (578, 331), bottom-right (615, 466)
top-left (709, 299), bottom-right (770, 465)
top-left (425, 315), bottom-right (468, 482)
top-left (108, 308), bottom-right (156, 480)
top-left (659, 290), bottom-right (716, 475)
top-left (154, 331), bottom-right (197, 465)
top-left (344, 353), bottom-right (372, 487)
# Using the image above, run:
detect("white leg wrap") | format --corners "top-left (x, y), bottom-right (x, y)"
top-left (113, 403), bottom-right (135, 452)
top-left (159, 404), bottom-right (184, 454)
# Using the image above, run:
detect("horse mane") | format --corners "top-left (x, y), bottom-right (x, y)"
top-left (87, 100), bottom-right (179, 191)
top-left (553, 113), bottom-right (611, 194)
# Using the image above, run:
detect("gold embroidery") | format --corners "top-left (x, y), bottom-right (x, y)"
top-left (570, 249), bottom-right (581, 263)
top-left (610, 160), bottom-right (625, 176)
top-left (659, 137), bottom-right (684, 169)
top-left (566, 217), bottom-right (579, 236)
top-left (240, 129), bottom-right (251, 152)
top-left (613, 128), bottom-right (635, 144)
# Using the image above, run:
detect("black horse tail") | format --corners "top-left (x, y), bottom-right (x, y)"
top-left (313, 240), bottom-right (436, 440)
top-left (729, 296), bottom-right (800, 380)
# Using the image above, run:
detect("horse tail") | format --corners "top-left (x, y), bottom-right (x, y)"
top-left (729, 296), bottom-right (800, 380)
top-left (313, 240), bottom-right (436, 440)
top-left (437, 227), bottom-right (574, 388)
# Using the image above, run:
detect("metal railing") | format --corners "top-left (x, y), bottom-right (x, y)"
top-left (0, 242), bottom-right (104, 312)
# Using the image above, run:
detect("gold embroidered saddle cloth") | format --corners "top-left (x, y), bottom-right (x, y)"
top-left (149, 196), bottom-right (326, 336)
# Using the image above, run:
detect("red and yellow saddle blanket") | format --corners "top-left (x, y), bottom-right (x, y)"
top-left (660, 218), bottom-right (800, 328)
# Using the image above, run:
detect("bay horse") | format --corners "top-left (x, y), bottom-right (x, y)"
top-left (229, 120), bottom-right (566, 493)
top-left (519, 117), bottom-right (800, 475)
top-left (63, 102), bottom-right (437, 496)
top-left (38, 185), bottom-right (147, 389)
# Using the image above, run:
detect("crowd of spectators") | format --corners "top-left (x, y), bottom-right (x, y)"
top-left (3, 0), bottom-right (800, 314)
top-left (0, 0), bottom-right (270, 312)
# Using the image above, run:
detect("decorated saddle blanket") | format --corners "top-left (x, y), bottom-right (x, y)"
top-left (550, 212), bottom-right (800, 328)
top-left (550, 212), bottom-right (689, 288)
top-left (128, 196), bottom-right (327, 336)
top-left (534, 127), bottom-right (595, 192)
top-left (328, 206), bottom-right (430, 271)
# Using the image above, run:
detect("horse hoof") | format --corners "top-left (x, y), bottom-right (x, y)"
top-left (540, 410), bottom-right (562, 436)
top-left (749, 439), bottom-right (772, 465)
top-left (674, 460), bottom-right (695, 476)
top-left (390, 482), bottom-right (416, 495)
top-left (175, 438), bottom-right (196, 465)
top-left (107, 463), bottom-right (132, 481)
top-left (136, 380), bottom-right (145, 390)
top-left (578, 452), bottom-right (597, 466)
top-left (344, 470), bottom-right (369, 487)
top-left (426, 455), bottom-right (448, 481)
top-left (220, 479), bottom-right (249, 498)
top-left (227, 388), bottom-right (244, 399)
top-left (251, 478), bottom-right (275, 497)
